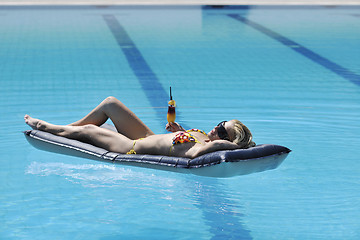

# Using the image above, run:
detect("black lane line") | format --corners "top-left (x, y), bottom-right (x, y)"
top-left (228, 14), bottom-right (360, 87)
top-left (103, 14), bottom-right (253, 240)
top-left (103, 14), bottom-right (188, 128)
top-left (103, 14), bottom-right (254, 239)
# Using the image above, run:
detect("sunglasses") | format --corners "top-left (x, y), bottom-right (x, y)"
top-left (217, 121), bottom-right (230, 141)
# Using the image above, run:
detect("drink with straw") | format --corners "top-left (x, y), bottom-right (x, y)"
top-left (167, 87), bottom-right (176, 123)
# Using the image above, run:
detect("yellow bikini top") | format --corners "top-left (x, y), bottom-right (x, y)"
top-left (172, 129), bottom-right (207, 145)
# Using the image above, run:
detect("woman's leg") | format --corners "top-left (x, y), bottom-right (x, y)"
top-left (25, 115), bottom-right (133, 153)
top-left (69, 96), bottom-right (154, 140)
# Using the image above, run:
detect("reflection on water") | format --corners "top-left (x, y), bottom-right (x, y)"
top-left (26, 161), bottom-right (252, 238)
top-left (188, 177), bottom-right (252, 240)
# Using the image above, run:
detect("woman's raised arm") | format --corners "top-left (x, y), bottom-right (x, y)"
top-left (190, 140), bottom-right (239, 158)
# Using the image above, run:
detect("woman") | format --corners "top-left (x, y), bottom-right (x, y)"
top-left (24, 96), bottom-right (255, 159)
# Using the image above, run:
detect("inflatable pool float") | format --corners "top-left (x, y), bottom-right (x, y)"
top-left (24, 125), bottom-right (290, 178)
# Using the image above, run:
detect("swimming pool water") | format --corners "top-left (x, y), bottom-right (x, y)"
top-left (1, 5), bottom-right (360, 239)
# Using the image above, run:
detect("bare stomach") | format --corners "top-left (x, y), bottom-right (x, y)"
top-left (134, 132), bottom-right (201, 158)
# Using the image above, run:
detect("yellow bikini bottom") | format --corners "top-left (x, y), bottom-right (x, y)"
top-left (126, 138), bottom-right (144, 154)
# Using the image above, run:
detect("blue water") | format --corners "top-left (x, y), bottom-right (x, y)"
top-left (1, 5), bottom-right (360, 239)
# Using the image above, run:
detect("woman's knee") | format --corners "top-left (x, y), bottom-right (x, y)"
top-left (103, 96), bottom-right (126, 112)
top-left (74, 124), bottom-right (99, 141)
top-left (104, 96), bottom-right (121, 105)
top-left (81, 124), bottom-right (98, 132)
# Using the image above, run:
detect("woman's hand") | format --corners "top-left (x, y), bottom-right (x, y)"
top-left (165, 122), bottom-right (185, 132)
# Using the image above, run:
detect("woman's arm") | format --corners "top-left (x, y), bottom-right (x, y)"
top-left (190, 140), bottom-right (240, 158)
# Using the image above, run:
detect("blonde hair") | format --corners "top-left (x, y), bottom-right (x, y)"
top-left (232, 120), bottom-right (256, 148)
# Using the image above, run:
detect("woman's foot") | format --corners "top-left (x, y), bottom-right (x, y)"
top-left (24, 115), bottom-right (41, 130)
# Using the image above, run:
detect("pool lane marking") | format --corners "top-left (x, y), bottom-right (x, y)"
top-left (194, 180), bottom-right (253, 240)
top-left (228, 14), bottom-right (360, 87)
top-left (102, 14), bottom-right (167, 109)
top-left (102, 14), bottom-right (188, 128)
top-left (103, 14), bottom-right (250, 239)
